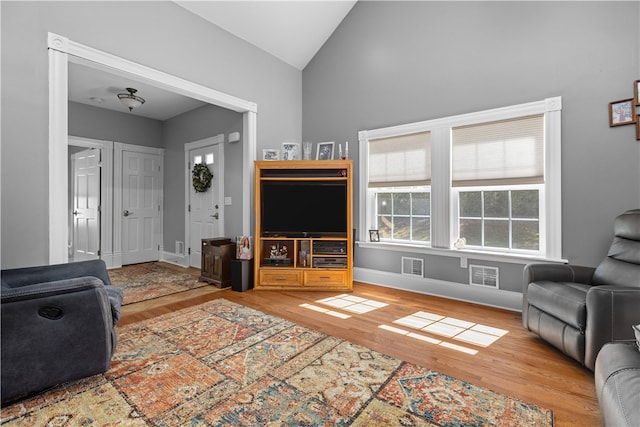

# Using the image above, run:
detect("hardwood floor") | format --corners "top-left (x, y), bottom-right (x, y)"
top-left (121, 267), bottom-right (600, 426)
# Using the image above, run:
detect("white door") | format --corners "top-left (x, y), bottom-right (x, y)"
top-left (122, 150), bottom-right (162, 265)
top-left (71, 148), bottom-right (100, 261)
top-left (188, 144), bottom-right (223, 267)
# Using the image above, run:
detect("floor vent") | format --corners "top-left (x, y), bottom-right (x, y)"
top-left (175, 241), bottom-right (185, 256)
top-left (402, 257), bottom-right (424, 277)
top-left (469, 265), bottom-right (499, 289)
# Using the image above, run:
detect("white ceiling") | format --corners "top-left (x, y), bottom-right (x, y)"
top-left (68, 1), bottom-right (356, 121)
top-left (175, 1), bottom-right (356, 70)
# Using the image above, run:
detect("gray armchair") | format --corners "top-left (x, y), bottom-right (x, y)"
top-left (522, 209), bottom-right (640, 371)
top-left (1, 259), bottom-right (123, 403)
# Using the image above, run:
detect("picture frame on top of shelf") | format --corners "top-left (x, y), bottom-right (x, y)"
top-left (369, 229), bottom-right (380, 242)
top-left (634, 80), bottom-right (640, 106)
top-left (281, 142), bottom-right (300, 160)
top-left (316, 141), bottom-right (335, 160)
top-left (608, 98), bottom-right (635, 127)
top-left (263, 149), bottom-right (280, 160)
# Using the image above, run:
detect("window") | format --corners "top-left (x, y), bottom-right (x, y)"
top-left (359, 97), bottom-right (562, 259)
top-left (368, 131), bottom-right (432, 243)
top-left (376, 190), bottom-right (431, 242)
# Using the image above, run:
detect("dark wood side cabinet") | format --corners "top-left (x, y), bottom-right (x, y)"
top-left (200, 238), bottom-right (236, 288)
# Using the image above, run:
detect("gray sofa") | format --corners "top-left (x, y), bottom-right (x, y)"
top-left (522, 209), bottom-right (640, 371)
top-left (1, 259), bottom-right (123, 403)
top-left (594, 328), bottom-right (640, 426)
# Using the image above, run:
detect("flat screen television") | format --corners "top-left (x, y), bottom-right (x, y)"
top-left (261, 181), bottom-right (347, 237)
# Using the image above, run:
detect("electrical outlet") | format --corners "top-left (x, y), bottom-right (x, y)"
top-left (224, 197), bottom-right (232, 205)
top-left (460, 257), bottom-right (468, 269)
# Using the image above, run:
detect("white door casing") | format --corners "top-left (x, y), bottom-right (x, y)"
top-left (71, 148), bottom-right (101, 261)
top-left (119, 145), bottom-right (164, 265)
top-left (48, 33), bottom-right (257, 265)
top-left (185, 136), bottom-right (225, 268)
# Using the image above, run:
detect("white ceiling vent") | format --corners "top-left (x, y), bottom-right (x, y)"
top-left (469, 265), bottom-right (499, 289)
top-left (402, 257), bottom-right (424, 278)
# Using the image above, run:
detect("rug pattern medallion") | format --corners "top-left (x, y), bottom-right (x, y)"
top-left (0, 299), bottom-right (553, 426)
top-left (108, 262), bottom-right (211, 305)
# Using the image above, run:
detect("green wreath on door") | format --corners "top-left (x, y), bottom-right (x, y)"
top-left (192, 163), bottom-right (213, 193)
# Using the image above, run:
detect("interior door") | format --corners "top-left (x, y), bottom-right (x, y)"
top-left (189, 144), bottom-right (223, 267)
top-left (122, 149), bottom-right (162, 265)
top-left (71, 148), bottom-right (100, 261)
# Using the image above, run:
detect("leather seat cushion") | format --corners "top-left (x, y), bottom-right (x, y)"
top-left (595, 342), bottom-right (640, 426)
top-left (527, 281), bottom-right (590, 330)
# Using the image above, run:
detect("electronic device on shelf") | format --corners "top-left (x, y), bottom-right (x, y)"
top-left (313, 258), bottom-right (348, 268)
top-left (313, 241), bottom-right (347, 254)
top-left (262, 258), bottom-right (292, 266)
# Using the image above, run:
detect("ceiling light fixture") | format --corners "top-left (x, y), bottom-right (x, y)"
top-left (117, 87), bottom-right (145, 111)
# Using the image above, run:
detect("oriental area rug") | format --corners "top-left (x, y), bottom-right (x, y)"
top-left (0, 299), bottom-right (553, 426)
top-left (108, 262), bottom-right (212, 305)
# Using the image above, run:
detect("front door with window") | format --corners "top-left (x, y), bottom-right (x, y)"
top-left (188, 143), bottom-right (223, 267)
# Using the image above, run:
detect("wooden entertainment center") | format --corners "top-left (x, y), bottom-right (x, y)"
top-left (254, 160), bottom-right (353, 291)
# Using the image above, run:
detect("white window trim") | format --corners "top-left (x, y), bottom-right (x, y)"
top-left (359, 96), bottom-right (563, 262)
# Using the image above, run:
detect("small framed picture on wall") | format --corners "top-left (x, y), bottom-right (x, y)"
top-left (634, 80), bottom-right (640, 106)
top-left (608, 98), bottom-right (636, 127)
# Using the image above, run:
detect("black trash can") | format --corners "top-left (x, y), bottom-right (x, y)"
top-left (231, 259), bottom-right (254, 292)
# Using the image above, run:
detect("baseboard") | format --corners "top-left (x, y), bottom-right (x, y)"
top-left (160, 251), bottom-right (190, 268)
top-left (353, 267), bottom-right (522, 312)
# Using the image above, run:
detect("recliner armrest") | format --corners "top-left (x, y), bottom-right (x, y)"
top-left (524, 263), bottom-right (595, 285)
top-left (1, 276), bottom-right (106, 303)
top-left (585, 285), bottom-right (640, 370)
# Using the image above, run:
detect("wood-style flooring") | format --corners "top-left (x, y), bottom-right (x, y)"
top-left (120, 263), bottom-right (600, 427)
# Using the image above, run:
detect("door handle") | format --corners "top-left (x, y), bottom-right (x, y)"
top-left (73, 210), bottom-right (79, 216)
top-left (210, 212), bottom-right (219, 219)
top-left (123, 210), bottom-right (133, 217)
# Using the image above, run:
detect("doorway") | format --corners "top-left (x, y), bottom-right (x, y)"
top-left (48, 32), bottom-right (257, 265)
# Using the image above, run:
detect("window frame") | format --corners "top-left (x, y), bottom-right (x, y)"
top-left (359, 96), bottom-right (562, 261)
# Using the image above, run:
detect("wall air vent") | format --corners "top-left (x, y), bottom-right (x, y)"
top-left (402, 257), bottom-right (424, 277)
top-left (469, 265), bottom-right (499, 288)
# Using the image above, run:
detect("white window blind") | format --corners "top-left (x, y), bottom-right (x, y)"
top-left (368, 131), bottom-right (431, 188)
top-left (452, 114), bottom-right (544, 187)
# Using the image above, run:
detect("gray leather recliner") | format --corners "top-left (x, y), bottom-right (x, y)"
top-left (1, 259), bottom-right (124, 403)
top-left (522, 209), bottom-right (640, 371)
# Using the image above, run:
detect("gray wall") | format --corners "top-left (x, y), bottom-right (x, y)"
top-left (69, 102), bottom-right (164, 147)
top-left (1, 1), bottom-right (301, 268)
top-left (302, 1), bottom-right (640, 292)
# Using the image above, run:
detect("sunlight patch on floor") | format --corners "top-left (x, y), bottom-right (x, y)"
top-left (379, 324), bottom-right (478, 355)
top-left (299, 303), bottom-right (351, 319)
top-left (394, 311), bottom-right (508, 348)
top-left (315, 294), bottom-right (388, 314)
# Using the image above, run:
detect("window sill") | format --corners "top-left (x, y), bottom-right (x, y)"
top-left (356, 241), bottom-right (567, 265)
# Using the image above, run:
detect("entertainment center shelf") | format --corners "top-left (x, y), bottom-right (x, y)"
top-left (254, 160), bottom-right (353, 291)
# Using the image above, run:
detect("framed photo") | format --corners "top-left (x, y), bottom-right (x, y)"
top-left (236, 235), bottom-right (253, 260)
top-left (608, 98), bottom-right (636, 127)
top-left (369, 229), bottom-right (380, 242)
top-left (281, 142), bottom-right (300, 160)
top-left (316, 141), bottom-right (335, 160)
top-left (635, 80), bottom-right (640, 106)
top-left (262, 149), bottom-right (280, 160)
top-left (636, 117), bottom-right (640, 141)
